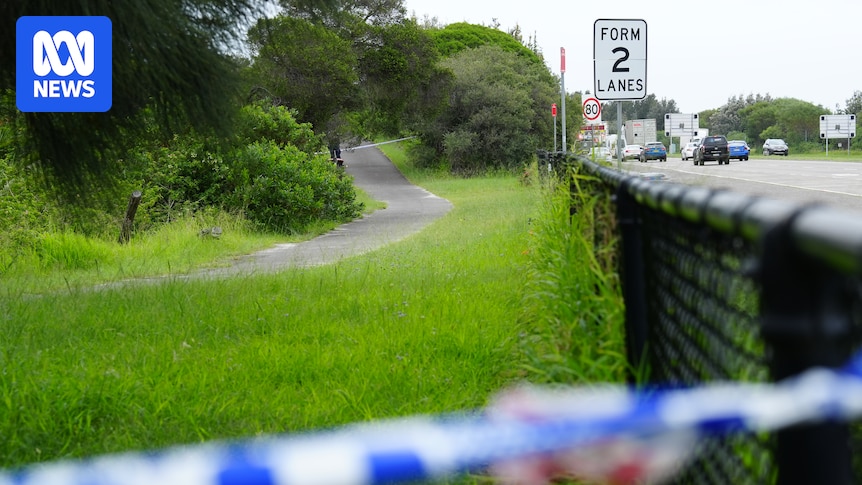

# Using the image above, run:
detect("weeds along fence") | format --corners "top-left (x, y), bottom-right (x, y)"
top-left (566, 154), bottom-right (862, 485)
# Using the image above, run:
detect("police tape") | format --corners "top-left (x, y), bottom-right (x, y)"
top-left (4, 352), bottom-right (862, 485)
top-left (343, 137), bottom-right (416, 152)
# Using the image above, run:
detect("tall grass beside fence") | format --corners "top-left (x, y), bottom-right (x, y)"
top-left (517, 169), bottom-right (628, 385)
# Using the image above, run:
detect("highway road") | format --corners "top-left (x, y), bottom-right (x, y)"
top-left (618, 156), bottom-right (862, 214)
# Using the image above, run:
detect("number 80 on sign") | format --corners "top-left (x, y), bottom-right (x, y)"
top-left (583, 97), bottom-right (601, 121)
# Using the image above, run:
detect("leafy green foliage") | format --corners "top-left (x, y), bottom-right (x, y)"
top-left (1, 0), bottom-right (265, 189)
top-left (355, 21), bottom-right (448, 136)
top-left (0, 159), bottom-right (535, 470)
top-left (234, 103), bottom-right (324, 153)
top-left (278, 0), bottom-right (407, 30)
top-left (431, 22), bottom-right (544, 66)
top-left (228, 140), bottom-right (361, 232)
top-left (251, 3), bottom-right (446, 141)
top-left (126, 103), bottom-right (361, 233)
top-left (129, 135), bottom-right (232, 225)
top-left (425, 45), bottom-right (558, 173)
top-left (739, 98), bottom-right (823, 146)
top-left (247, 16), bottom-right (360, 131)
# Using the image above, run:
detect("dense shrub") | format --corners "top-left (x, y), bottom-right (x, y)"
top-left (228, 140), bottom-right (362, 232)
top-left (130, 134), bottom-right (232, 226)
top-left (234, 104), bottom-right (323, 153)
top-left (130, 103), bottom-right (362, 233)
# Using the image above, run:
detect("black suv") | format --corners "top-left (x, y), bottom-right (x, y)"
top-left (693, 135), bottom-right (729, 165)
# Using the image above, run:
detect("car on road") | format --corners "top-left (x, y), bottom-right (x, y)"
top-left (694, 135), bottom-right (730, 165)
top-left (763, 138), bottom-right (789, 156)
top-left (681, 142), bottom-right (697, 161)
top-left (728, 140), bottom-right (750, 161)
top-left (623, 144), bottom-right (644, 160)
top-left (590, 146), bottom-right (612, 162)
top-left (641, 142), bottom-right (667, 162)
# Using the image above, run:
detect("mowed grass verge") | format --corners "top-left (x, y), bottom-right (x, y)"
top-left (0, 145), bottom-right (540, 469)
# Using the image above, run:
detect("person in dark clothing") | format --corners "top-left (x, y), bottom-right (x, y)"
top-left (328, 140), bottom-right (344, 167)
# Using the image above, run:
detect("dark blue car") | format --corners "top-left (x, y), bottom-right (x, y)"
top-left (728, 140), bottom-right (750, 161)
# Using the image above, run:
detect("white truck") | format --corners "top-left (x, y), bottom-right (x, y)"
top-left (624, 119), bottom-right (657, 146)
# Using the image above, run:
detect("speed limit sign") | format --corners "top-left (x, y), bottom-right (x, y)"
top-left (583, 97), bottom-right (601, 121)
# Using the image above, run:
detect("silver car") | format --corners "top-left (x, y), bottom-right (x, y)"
top-left (763, 138), bottom-right (789, 156)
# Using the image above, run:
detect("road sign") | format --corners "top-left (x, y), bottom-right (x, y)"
top-left (664, 113), bottom-right (699, 137)
top-left (583, 97), bottom-right (601, 121)
top-left (561, 47), bottom-right (566, 73)
top-left (820, 114), bottom-right (856, 138)
top-left (552, 103), bottom-right (557, 117)
top-left (593, 19), bottom-right (647, 101)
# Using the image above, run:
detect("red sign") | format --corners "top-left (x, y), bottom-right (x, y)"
top-left (560, 48), bottom-right (566, 73)
top-left (552, 103), bottom-right (557, 117)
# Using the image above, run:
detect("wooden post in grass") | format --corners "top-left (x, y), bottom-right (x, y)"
top-left (118, 190), bottom-right (142, 244)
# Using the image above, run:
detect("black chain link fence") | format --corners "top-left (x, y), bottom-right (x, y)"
top-left (561, 155), bottom-right (862, 485)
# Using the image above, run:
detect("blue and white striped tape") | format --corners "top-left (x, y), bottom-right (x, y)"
top-left (4, 351), bottom-right (862, 485)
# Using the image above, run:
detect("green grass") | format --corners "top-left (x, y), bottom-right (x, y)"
top-left (0, 187), bottom-right (386, 295)
top-left (0, 145), bottom-right (628, 485)
top-left (0, 147), bottom-right (543, 470)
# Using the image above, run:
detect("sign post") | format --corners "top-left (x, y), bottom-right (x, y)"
top-left (820, 114), bottom-right (856, 156)
top-left (552, 103), bottom-right (558, 153)
top-left (560, 47), bottom-right (567, 154)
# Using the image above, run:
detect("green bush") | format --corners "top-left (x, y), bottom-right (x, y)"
top-left (128, 102), bottom-right (360, 234)
top-left (130, 134), bottom-right (232, 226)
top-left (234, 103), bottom-right (323, 153)
top-left (228, 140), bottom-right (362, 232)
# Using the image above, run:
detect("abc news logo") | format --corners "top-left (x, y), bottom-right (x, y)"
top-left (16, 16), bottom-right (112, 112)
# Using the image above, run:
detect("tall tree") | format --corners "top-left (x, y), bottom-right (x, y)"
top-left (278, 0), bottom-right (406, 31)
top-left (1, 0), bottom-right (266, 188)
top-left (355, 21), bottom-right (446, 135)
top-left (846, 91), bottom-right (862, 116)
top-left (430, 22), bottom-right (544, 67)
top-left (258, 0), bottom-right (443, 139)
top-left (708, 94), bottom-right (773, 136)
top-left (247, 16), bottom-right (360, 131)
top-left (429, 45), bottom-right (558, 173)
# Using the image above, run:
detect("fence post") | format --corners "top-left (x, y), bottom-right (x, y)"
top-left (118, 190), bottom-right (142, 244)
top-left (759, 208), bottom-right (855, 485)
top-left (615, 181), bottom-right (649, 384)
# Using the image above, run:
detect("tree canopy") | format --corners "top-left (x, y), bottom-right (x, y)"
top-left (422, 45), bottom-right (557, 173)
top-left (250, 1), bottom-right (445, 140)
top-left (1, 0), bottom-right (266, 187)
top-left (430, 22), bottom-right (544, 66)
top-left (247, 16), bottom-right (360, 131)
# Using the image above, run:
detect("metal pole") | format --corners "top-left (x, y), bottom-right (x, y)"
top-left (554, 113), bottom-right (557, 153)
top-left (617, 102), bottom-right (623, 170)
top-left (561, 74), bottom-right (567, 153)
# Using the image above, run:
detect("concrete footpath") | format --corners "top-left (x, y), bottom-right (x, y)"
top-left (201, 145), bottom-right (453, 276)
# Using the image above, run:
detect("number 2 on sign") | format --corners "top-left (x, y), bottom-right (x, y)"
top-left (611, 47), bottom-right (630, 72)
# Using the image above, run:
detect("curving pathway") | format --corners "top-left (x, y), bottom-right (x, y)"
top-left (199, 146), bottom-right (453, 276)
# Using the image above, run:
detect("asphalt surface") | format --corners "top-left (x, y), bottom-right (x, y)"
top-left (200, 145), bottom-right (453, 276)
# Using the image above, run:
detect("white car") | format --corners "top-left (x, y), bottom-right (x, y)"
top-left (590, 146), bottom-right (612, 161)
top-left (622, 144), bottom-right (644, 160)
top-left (681, 142), bottom-right (698, 161)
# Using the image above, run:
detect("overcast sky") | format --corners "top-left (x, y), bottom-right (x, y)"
top-left (403, 0), bottom-right (861, 115)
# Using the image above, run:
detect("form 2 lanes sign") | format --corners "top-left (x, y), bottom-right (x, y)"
top-left (593, 19), bottom-right (647, 101)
